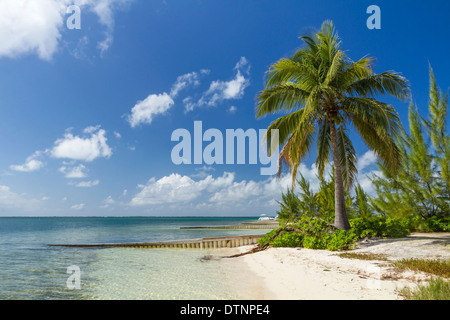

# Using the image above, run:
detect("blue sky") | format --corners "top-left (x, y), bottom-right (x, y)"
top-left (0, 0), bottom-right (449, 216)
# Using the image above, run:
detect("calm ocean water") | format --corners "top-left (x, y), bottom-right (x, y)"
top-left (0, 217), bottom-right (269, 300)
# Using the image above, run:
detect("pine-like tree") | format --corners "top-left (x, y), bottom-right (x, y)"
top-left (370, 67), bottom-right (450, 219)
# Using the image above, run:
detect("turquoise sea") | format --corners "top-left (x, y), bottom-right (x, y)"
top-left (0, 217), bottom-right (269, 300)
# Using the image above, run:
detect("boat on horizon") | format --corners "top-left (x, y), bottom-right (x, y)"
top-left (258, 214), bottom-right (276, 221)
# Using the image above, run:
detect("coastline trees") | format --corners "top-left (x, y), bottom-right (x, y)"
top-left (370, 67), bottom-right (450, 220)
top-left (256, 21), bottom-right (409, 230)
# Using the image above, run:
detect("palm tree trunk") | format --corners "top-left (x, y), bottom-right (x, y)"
top-left (329, 121), bottom-right (351, 230)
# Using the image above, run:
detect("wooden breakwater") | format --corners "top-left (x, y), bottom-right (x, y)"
top-left (48, 234), bottom-right (263, 249)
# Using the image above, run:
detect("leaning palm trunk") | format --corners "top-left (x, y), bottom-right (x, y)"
top-left (330, 121), bottom-right (351, 230)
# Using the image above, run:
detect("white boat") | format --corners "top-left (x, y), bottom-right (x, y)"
top-left (258, 214), bottom-right (274, 221)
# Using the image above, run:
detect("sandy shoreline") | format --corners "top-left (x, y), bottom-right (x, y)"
top-left (230, 232), bottom-right (450, 300)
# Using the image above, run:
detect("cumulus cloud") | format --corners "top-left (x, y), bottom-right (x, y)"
top-left (127, 93), bottom-right (175, 128)
top-left (59, 164), bottom-right (88, 178)
top-left (130, 174), bottom-right (207, 206)
top-left (51, 126), bottom-right (112, 162)
top-left (9, 152), bottom-right (44, 172)
top-left (127, 59), bottom-right (250, 126)
top-left (0, 0), bottom-right (66, 60)
top-left (129, 150), bottom-right (381, 213)
top-left (129, 171), bottom-right (285, 209)
top-left (0, 0), bottom-right (131, 60)
top-left (127, 69), bottom-right (210, 127)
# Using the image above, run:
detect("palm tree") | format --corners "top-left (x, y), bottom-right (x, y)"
top-left (256, 21), bottom-right (409, 230)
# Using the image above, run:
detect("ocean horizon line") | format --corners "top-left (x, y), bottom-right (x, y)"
top-left (0, 215), bottom-right (264, 218)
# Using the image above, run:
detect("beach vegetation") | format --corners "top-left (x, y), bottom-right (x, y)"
top-left (399, 277), bottom-right (450, 300)
top-left (259, 215), bottom-right (412, 251)
top-left (393, 258), bottom-right (450, 278)
top-left (262, 64), bottom-right (448, 251)
top-left (256, 20), bottom-right (409, 230)
top-left (370, 66), bottom-right (449, 222)
top-left (337, 252), bottom-right (388, 261)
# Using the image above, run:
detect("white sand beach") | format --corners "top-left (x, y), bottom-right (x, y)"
top-left (233, 233), bottom-right (450, 300)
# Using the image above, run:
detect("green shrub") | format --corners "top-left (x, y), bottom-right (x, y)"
top-left (424, 215), bottom-right (450, 232)
top-left (325, 229), bottom-right (358, 251)
top-left (258, 214), bottom-right (447, 251)
top-left (303, 235), bottom-right (326, 250)
top-left (259, 217), bottom-right (359, 251)
top-left (271, 232), bottom-right (304, 247)
top-left (383, 217), bottom-right (410, 238)
top-left (257, 228), bottom-right (280, 245)
top-left (349, 216), bottom-right (410, 239)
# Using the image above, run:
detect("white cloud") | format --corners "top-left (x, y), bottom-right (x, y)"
top-left (71, 180), bottom-right (100, 187)
top-left (104, 195), bottom-right (115, 204)
top-left (59, 164), bottom-right (88, 178)
top-left (357, 150), bottom-right (377, 172)
top-left (128, 150), bottom-right (381, 213)
top-left (129, 171), bottom-right (284, 209)
top-left (0, 0), bottom-right (131, 60)
top-left (234, 56), bottom-right (250, 73)
top-left (191, 166), bottom-right (216, 179)
top-left (51, 126), bottom-right (112, 162)
top-left (99, 195), bottom-right (115, 208)
top-left (184, 57), bottom-right (250, 112)
top-left (208, 179), bottom-right (261, 204)
top-left (182, 97), bottom-right (196, 113)
top-left (170, 70), bottom-right (209, 98)
top-left (127, 93), bottom-right (174, 128)
top-left (227, 106), bottom-right (237, 114)
top-left (0, 0), bottom-right (66, 60)
top-left (130, 174), bottom-right (205, 206)
top-left (9, 159), bottom-right (44, 173)
top-left (0, 185), bottom-right (41, 211)
top-left (127, 69), bottom-right (209, 127)
top-left (71, 203), bottom-right (86, 210)
top-left (89, 0), bottom-right (133, 54)
top-left (9, 151), bottom-right (44, 173)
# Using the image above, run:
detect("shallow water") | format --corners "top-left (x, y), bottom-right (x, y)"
top-left (0, 217), bottom-right (268, 300)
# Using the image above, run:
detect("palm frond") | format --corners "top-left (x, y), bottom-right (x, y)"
top-left (344, 71), bottom-right (410, 100)
top-left (256, 82), bottom-right (310, 117)
top-left (336, 124), bottom-right (357, 190)
top-left (351, 115), bottom-right (402, 175)
top-left (316, 116), bottom-right (330, 179)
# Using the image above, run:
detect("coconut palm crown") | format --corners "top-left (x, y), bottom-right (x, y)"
top-left (256, 21), bottom-right (410, 230)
